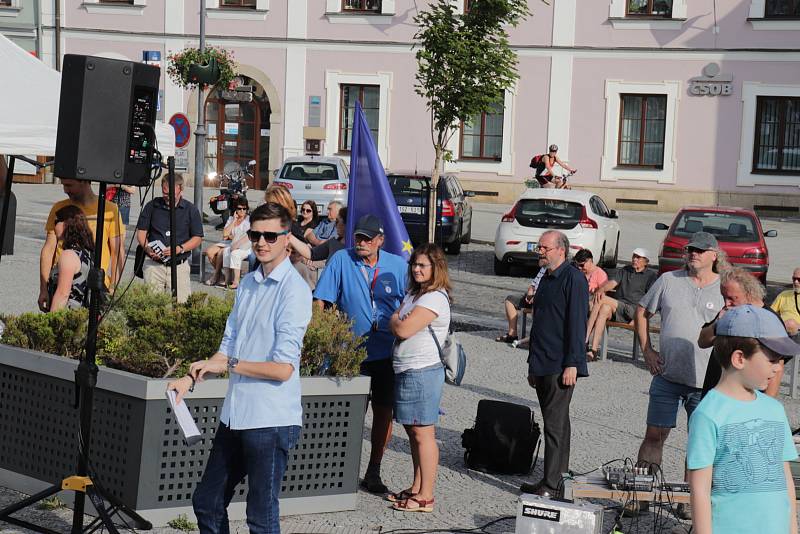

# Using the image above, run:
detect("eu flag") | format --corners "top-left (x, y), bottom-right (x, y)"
top-left (345, 101), bottom-right (413, 259)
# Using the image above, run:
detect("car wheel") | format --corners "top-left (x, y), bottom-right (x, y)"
top-left (460, 222), bottom-right (472, 244)
top-left (605, 235), bottom-right (620, 268)
top-left (445, 239), bottom-right (462, 255)
top-left (493, 256), bottom-right (510, 276)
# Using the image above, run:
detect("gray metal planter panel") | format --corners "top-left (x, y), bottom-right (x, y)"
top-left (0, 345), bottom-right (370, 523)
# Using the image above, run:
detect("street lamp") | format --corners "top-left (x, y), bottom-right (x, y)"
top-left (192, 0), bottom-right (207, 276)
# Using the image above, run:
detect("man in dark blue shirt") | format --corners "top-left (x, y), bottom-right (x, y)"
top-left (521, 230), bottom-right (589, 496)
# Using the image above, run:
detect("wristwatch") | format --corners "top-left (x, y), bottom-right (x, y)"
top-left (227, 357), bottom-right (239, 372)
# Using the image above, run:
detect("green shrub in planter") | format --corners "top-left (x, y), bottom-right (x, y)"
top-left (0, 284), bottom-right (366, 378)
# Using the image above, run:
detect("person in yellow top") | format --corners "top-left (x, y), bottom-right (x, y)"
top-left (770, 267), bottom-right (800, 336)
top-left (38, 178), bottom-right (124, 311)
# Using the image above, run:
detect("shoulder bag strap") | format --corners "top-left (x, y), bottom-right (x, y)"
top-left (428, 324), bottom-right (445, 367)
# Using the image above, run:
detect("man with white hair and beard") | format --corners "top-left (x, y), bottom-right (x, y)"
top-left (630, 232), bottom-right (726, 519)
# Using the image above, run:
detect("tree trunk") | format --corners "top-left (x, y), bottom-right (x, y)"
top-left (427, 146), bottom-right (443, 244)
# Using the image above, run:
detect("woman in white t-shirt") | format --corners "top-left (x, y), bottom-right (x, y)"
top-left (388, 243), bottom-right (452, 513)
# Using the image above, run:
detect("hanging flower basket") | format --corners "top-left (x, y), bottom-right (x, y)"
top-left (166, 46), bottom-right (238, 89)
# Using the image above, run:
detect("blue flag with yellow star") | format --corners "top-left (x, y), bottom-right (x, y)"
top-left (345, 101), bottom-right (413, 259)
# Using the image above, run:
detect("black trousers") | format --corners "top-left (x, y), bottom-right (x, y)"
top-left (534, 373), bottom-right (575, 490)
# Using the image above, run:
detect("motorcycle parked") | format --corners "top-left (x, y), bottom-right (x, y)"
top-left (209, 160), bottom-right (254, 229)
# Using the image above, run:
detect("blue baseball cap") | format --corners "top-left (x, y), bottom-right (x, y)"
top-left (716, 305), bottom-right (799, 360)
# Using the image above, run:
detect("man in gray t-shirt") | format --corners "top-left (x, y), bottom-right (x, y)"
top-left (629, 232), bottom-right (725, 517)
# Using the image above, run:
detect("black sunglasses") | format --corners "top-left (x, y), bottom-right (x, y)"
top-left (793, 277), bottom-right (800, 283)
top-left (247, 230), bottom-right (289, 244)
top-left (235, 207), bottom-right (248, 212)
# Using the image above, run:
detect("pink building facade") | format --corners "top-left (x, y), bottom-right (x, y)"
top-left (39, 0), bottom-right (800, 210)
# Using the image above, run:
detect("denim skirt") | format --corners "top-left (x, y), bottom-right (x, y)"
top-left (394, 363), bottom-right (444, 426)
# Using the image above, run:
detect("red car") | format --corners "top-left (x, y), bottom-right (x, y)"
top-left (655, 206), bottom-right (777, 284)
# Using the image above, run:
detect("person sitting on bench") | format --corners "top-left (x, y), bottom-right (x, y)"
top-left (585, 248), bottom-right (657, 361)
top-left (496, 262), bottom-right (546, 344)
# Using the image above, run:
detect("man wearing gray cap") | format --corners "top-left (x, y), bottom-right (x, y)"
top-left (585, 248), bottom-right (657, 360)
top-left (313, 214), bottom-right (407, 494)
top-left (629, 232), bottom-right (726, 517)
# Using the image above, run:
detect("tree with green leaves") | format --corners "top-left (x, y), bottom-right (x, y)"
top-left (414, 0), bottom-right (530, 244)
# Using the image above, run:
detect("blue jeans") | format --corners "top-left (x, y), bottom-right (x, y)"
top-left (646, 375), bottom-right (702, 428)
top-left (117, 203), bottom-right (130, 226)
top-left (192, 423), bottom-right (301, 534)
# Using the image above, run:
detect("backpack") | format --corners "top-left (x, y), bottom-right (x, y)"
top-left (529, 154), bottom-right (545, 169)
top-left (461, 399), bottom-right (541, 474)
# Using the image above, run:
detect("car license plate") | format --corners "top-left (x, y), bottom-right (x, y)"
top-left (398, 206), bottom-right (422, 214)
top-left (527, 242), bottom-right (537, 252)
top-left (217, 200), bottom-right (227, 210)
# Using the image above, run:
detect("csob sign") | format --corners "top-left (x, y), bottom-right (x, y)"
top-left (689, 63), bottom-right (733, 97)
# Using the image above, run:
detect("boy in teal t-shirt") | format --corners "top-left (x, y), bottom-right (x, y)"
top-left (687, 305), bottom-right (799, 534)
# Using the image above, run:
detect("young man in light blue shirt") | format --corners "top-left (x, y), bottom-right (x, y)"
top-left (168, 202), bottom-right (312, 534)
top-left (313, 214), bottom-right (407, 494)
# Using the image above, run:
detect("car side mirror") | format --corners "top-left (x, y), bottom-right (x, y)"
top-left (272, 169), bottom-right (278, 177)
top-left (464, 190), bottom-right (476, 197)
top-left (609, 209), bottom-right (617, 219)
top-left (764, 229), bottom-right (778, 237)
top-left (655, 222), bottom-right (669, 230)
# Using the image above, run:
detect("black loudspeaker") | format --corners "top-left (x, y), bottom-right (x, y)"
top-left (55, 54), bottom-right (160, 186)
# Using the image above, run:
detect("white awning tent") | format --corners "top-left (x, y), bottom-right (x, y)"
top-left (0, 33), bottom-right (174, 160)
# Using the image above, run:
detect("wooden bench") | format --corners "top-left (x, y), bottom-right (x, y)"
top-left (599, 321), bottom-right (660, 361)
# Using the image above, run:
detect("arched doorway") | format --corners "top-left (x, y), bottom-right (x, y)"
top-left (205, 76), bottom-right (271, 190)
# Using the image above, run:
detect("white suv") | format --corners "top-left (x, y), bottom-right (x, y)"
top-left (273, 156), bottom-right (350, 215)
top-left (493, 189), bottom-right (621, 275)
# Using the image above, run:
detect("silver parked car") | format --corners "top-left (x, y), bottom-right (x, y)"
top-left (273, 156), bottom-right (349, 215)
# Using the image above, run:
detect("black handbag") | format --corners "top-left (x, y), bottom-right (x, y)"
top-left (461, 399), bottom-right (541, 474)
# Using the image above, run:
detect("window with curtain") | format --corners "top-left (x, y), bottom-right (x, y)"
top-left (626, 0), bottom-right (672, 16)
top-left (752, 96), bottom-right (800, 173)
top-left (0, 0), bottom-right (12, 5)
top-left (221, 0), bottom-right (257, 7)
top-left (459, 101), bottom-right (504, 161)
top-left (338, 85), bottom-right (380, 152)
top-left (765, 0), bottom-right (800, 17)
top-left (342, 0), bottom-right (381, 11)
top-left (617, 94), bottom-right (667, 167)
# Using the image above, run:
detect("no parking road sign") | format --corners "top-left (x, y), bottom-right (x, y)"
top-left (169, 113), bottom-right (191, 148)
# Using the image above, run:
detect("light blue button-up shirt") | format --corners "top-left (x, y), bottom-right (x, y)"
top-left (218, 256), bottom-right (312, 430)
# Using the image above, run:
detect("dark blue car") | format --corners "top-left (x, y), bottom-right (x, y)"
top-left (387, 172), bottom-right (474, 255)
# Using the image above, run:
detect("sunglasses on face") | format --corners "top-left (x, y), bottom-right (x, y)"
top-left (302, 208), bottom-right (313, 213)
top-left (235, 207), bottom-right (248, 212)
top-left (684, 247), bottom-right (708, 255)
top-left (247, 230), bottom-right (289, 244)
top-left (355, 234), bottom-right (377, 243)
top-left (793, 277), bottom-right (800, 283)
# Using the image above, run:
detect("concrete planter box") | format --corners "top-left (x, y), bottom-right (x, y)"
top-left (0, 344), bottom-right (369, 526)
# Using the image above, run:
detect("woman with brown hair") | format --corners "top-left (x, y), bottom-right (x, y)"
top-left (204, 197), bottom-right (251, 288)
top-left (388, 243), bottom-right (452, 513)
top-left (47, 205), bottom-right (95, 311)
top-left (297, 200), bottom-right (319, 238)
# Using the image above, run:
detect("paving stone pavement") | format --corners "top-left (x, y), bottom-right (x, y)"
top-left (1, 328), bottom-right (797, 533)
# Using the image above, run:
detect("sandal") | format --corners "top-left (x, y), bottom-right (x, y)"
top-left (495, 334), bottom-right (518, 343)
top-left (203, 278), bottom-right (218, 286)
top-left (227, 283), bottom-right (239, 290)
top-left (386, 489), bottom-right (415, 503)
top-left (587, 348), bottom-right (599, 362)
top-left (393, 496), bottom-right (434, 513)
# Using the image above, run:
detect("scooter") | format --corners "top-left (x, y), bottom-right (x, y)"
top-left (209, 160), bottom-right (254, 229)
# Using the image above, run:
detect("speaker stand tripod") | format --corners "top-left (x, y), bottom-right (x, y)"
top-left (0, 182), bottom-right (152, 534)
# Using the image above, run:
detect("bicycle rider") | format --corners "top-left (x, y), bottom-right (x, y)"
top-left (532, 144), bottom-right (577, 189)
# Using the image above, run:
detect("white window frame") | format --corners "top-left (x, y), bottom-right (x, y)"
top-left (608, 0), bottom-right (688, 29)
top-left (81, 0), bottom-right (146, 15)
top-left (325, 0), bottom-right (395, 25)
top-left (325, 71), bottom-right (392, 164)
top-left (737, 82), bottom-right (800, 187)
top-left (601, 80), bottom-right (680, 184)
top-left (0, 0), bottom-right (22, 18)
top-left (748, 0), bottom-right (800, 30)
top-left (445, 89), bottom-right (515, 176)
top-left (206, 0), bottom-right (269, 20)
